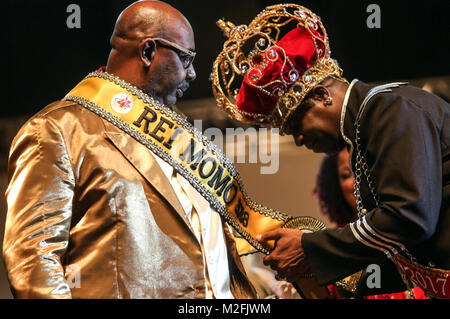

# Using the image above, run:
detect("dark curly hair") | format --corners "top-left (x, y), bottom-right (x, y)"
top-left (313, 152), bottom-right (357, 226)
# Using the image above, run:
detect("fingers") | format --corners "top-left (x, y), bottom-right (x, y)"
top-left (259, 228), bottom-right (292, 266)
top-left (257, 228), bottom-right (303, 245)
top-left (256, 229), bottom-right (282, 243)
top-left (274, 273), bottom-right (284, 281)
top-left (259, 228), bottom-right (309, 283)
top-left (274, 269), bottom-right (292, 282)
top-left (274, 267), bottom-right (306, 283)
top-left (263, 253), bottom-right (274, 267)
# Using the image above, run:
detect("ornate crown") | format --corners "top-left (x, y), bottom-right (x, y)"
top-left (211, 3), bottom-right (346, 134)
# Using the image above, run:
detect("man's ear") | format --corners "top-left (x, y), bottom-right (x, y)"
top-left (310, 85), bottom-right (331, 103)
top-left (140, 39), bottom-right (156, 67)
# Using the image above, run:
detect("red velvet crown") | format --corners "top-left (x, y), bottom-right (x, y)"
top-left (235, 26), bottom-right (325, 115)
top-left (212, 4), bottom-right (346, 134)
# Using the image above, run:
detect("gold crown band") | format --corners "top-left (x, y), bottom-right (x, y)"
top-left (271, 58), bottom-right (346, 134)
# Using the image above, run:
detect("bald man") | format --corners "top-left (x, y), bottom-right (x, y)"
top-left (106, 0), bottom-right (196, 107)
top-left (3, 1), bottom-right (256, 299)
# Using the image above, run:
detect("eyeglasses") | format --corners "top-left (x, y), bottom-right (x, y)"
top-left (152, 37), bottom-right (196, 69)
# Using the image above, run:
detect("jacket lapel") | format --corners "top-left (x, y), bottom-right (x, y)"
top-left (101, 119), bottom-right (189, 224)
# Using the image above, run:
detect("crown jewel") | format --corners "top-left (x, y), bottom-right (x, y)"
top-left (211, 4), bottom-right (346, 134)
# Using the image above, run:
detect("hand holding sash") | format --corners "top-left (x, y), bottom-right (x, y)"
top-left (258, 218), bottom-right (331, 299)
top-left (257, 228), bottom-right (310, 283)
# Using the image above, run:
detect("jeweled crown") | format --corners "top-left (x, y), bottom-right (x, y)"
top-left (211, 3), bottom-right (346, 134)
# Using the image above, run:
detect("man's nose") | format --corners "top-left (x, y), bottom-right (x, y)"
top-left (186, 64), bottom-right (196, 81)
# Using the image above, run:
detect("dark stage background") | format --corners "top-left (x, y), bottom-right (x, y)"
top-left (0, 0), bottom-right (449, 299)
top-left (3, 0), bottom-right (450, 118)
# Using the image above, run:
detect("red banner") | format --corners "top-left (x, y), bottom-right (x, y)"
top-left (393, 255), bottom-right (450, 299)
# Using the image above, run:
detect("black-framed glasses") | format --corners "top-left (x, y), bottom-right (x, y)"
top-left (152, 37), bottom-right (196, 69)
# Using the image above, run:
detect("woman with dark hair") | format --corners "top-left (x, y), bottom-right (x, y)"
top-left (314, 149), bottom-right (426, 299)
top-left (314, 149), bottom-right (356, 227)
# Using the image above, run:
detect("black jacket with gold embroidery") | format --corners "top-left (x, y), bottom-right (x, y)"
top-left (302, 80), bottom-right (450, 295)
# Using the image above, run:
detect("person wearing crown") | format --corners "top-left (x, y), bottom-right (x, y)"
top-left (212, 4), bottom-right (450, 298)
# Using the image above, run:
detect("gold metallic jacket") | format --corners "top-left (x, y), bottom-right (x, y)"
top-left (3, 100), bottom-right (256, 299)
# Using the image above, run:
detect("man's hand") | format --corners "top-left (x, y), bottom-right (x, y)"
top-left (256, 228), bottom-right (310, 282)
